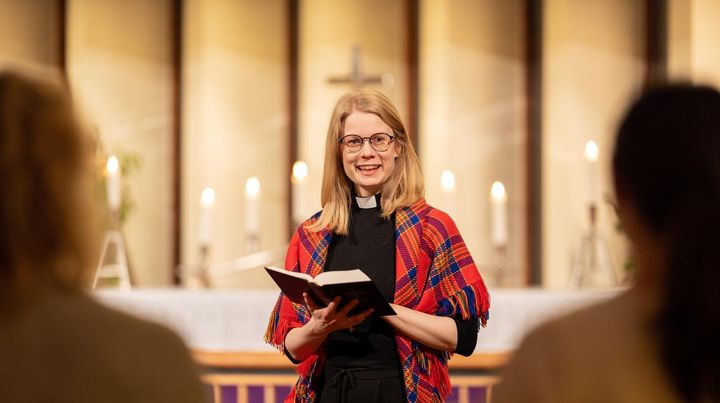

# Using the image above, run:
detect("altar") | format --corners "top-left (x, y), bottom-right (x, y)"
top-left (94, 287), bottom-right (620, 403)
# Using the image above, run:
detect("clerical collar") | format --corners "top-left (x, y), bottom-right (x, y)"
top-left (354, 193), bottom-right (380, 209)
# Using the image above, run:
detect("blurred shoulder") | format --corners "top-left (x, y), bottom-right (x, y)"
top-left (0, 290), bottom-right (205, 402)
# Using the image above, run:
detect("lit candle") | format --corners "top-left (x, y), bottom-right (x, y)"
top-left (245, 177), bottom-right (261, 237)
top-left (106, 155), bottom-right (121, 212)
top-left (291, 161), bottom-right (308, 227)
top-left (584, 140), bottom-right (599, 206)
top-left (198, 187), bottom-right (215, 246)
top-left (440, 169), bottom-right (456, 213)
top-left (490, 181), bottom-right (508, 247)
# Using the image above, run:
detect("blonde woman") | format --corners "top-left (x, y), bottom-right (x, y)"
top-left (0, 68), bottom-right (204, 403)
top-left (266, 91), bottom-right (489, 402)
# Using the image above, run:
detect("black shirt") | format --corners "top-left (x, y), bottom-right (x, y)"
top-left (324, 194), bottom-right (479, 365)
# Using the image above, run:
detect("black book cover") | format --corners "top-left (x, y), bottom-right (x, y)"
top-left (264, 266), bottom-right (396, 316)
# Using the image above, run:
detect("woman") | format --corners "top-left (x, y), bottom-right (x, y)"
top-left (266, 90), bottom-right (490, 402)
top-left (0, 68), bottom-right (205, 402)
top-left (494, 84), bottom-right (720, 402)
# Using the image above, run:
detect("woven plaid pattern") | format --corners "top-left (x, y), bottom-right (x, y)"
top-left (265, 199), bottom-right (490, 402)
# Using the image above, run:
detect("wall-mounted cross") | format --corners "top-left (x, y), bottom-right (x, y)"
top-left (327, 45), bottom-right (388, 89)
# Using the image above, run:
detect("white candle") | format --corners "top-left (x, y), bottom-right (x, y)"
top-left (440, 169), bottom-right (456, 213)
top-left (198, 187), bottom-right (215, 246)
top-left (584, 140), bottom-right (599, 206)
top-left (106, 155), bottom-right (121, 211)
top-left (245, 177), bottom-right (261, 236)
top-left (291, 161), bottom-right (308, 226)
top-left (490, 181), bottom-right (508, 246)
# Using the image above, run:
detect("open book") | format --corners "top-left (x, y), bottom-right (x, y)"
top-left (264, 266), bottom-right (396, 316)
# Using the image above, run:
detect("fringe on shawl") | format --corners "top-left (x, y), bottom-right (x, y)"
top-left (436, 281), bottom-right (490, 327)
top-left (413, 345), bottom-right (452, 401)
top-left (406, 281), bottom-right (490, 400)
top-left (264, 304), bottom-right (291, 350)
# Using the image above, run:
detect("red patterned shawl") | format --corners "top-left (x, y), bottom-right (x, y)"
top-left (265, 199), bottom-right (490, 402)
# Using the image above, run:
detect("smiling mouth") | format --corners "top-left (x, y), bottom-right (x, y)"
top-left (357, 165), bottom-right (381, 173)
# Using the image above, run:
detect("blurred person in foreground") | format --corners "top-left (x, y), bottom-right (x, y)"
top-left (494, 84), bottom-right (720, 403)
top-left (0, 67), bottom-right (205, 403)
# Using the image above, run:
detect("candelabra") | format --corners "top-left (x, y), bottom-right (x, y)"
top-left (246, 233), bottom-right (259, 254)
top-left (569, 204), bottom-right (617, 288)
top-left (493, 244), bottom-right (508, 287)
top-left (93, 212), bottom-right (131, 290)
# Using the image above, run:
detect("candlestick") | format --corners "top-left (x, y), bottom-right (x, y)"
top-left (490, 181), bottom-right (508, 246)
top-left (245, 177), bottom-right (261, 251)
top-left (106, 155), bottom-right (121, 212)
top-left (198, 187), bottom-right (215, 246)
top-left (584, 140), bottom-right (599, 207)
top-left (292, 161), bottom-right (308, 227)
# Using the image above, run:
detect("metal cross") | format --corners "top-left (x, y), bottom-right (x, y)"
top-left (327, 45), bottom-right (386, 89)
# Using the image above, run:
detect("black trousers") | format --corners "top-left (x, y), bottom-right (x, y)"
top-left (318, 360), bottom-right (405, 403)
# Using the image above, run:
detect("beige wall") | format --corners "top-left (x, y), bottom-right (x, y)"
top-left (67, 0), bottom-right (174, 286)
top-left (542, 0), bottom-right (645, 287)
top-left (420, 0), bottom-right (526, 287)
top-left (0, 0), bottom-right (59, 67)
top-left (297, 0), bottom-right (408, 220)
top-left (668, 0), bottom-right (720, 86)
top-left (183, 0), bottom-right (288, 288)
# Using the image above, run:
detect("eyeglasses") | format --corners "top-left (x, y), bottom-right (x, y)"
top-left (339, 133), bottom-right (395, 153)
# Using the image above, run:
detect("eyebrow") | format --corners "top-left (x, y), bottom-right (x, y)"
top-left (344, 132), bottom-right (391, 137)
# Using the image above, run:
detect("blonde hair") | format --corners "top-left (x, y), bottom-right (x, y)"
top-left (0, 68), bottom-right (99, 294)
top-left (309, 90), bottom-right (424, 235)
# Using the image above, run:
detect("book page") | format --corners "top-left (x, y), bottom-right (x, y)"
top-left (264, 265), bottom-right (313, 281)
top-left (314, 269), bottom-right (370, 286)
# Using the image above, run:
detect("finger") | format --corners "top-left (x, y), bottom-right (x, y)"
top-left (337, 299), bottom-right (360, 317)
top-left (350, 308), bottom-right (374, 324)
top-left (325, 296), bottom-right (342, 314)
top-left (303, 293), bottom-right (320, 311)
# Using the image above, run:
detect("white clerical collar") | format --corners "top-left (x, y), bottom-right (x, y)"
top-left (355, 194), bottom-right (378, 209)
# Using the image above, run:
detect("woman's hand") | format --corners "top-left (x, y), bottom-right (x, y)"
top-left (284, 295), bottom-right (374, 362)
top-left (303, 293), bottom-right (374, 337)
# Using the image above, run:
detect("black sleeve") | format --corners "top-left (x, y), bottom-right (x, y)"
top-left (453, 316), bottom-right (480, 356)
top-left (283, 335), bottom-right (303, 364)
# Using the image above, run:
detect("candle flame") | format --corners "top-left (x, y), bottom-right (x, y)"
top-left (245, 177), bottom-right (261, 199)
top-left (292, 161), bottom-right (308, 181)
top-left (106, 155), bottom-right (119, 174)
top-left (440, 170), bottom-right (455, 192)
top-left (491, 181), bottom-right (507, 202)
top-left (584, 140), bottom-right (599, 162)
top-left (201, 187), bottom-right (215, 207)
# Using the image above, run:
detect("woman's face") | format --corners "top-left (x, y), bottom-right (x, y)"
top-left (340, 111), bottom-right (399, 197)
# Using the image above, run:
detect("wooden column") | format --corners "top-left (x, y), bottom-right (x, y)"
top-left (645, 0), bottom-right (668, 87)
top-left (286, 0), bottom-right (299, 238)
top-left (171, 0), bottom-right (183, 284)
top-left (525, 0), bottom-right (543, 286)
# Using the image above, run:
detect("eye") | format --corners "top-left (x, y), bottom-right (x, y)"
top-left (344, 136), bottom-right (362, 146)
top-left (371, 134), bottom-right (389, 145)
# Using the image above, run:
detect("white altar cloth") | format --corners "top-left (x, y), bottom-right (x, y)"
top-left (94, 287), bottom-right (621, 354)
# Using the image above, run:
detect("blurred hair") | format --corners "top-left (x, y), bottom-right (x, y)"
top-left (0, 68), bottom-right (98, 295)
top-left (613, 83), bottom-right (720, 401)
top-left (309, 90), bottom-right (424, 235)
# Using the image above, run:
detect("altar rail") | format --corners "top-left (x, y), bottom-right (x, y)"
top-left (194, 350), bottom-right (507, 402)
top-left (200, 372), bottom-right (500, 403)
top-left (95, 287), bottom-right (620, 403)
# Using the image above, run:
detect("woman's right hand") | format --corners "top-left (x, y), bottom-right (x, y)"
top-left (303, 293), bottom-right (374, 337)
top-left (285, 294), bottom-right (374, 362)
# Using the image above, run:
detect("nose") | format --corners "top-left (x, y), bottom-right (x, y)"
top-left (359, 139), bottom-right (375, 156)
